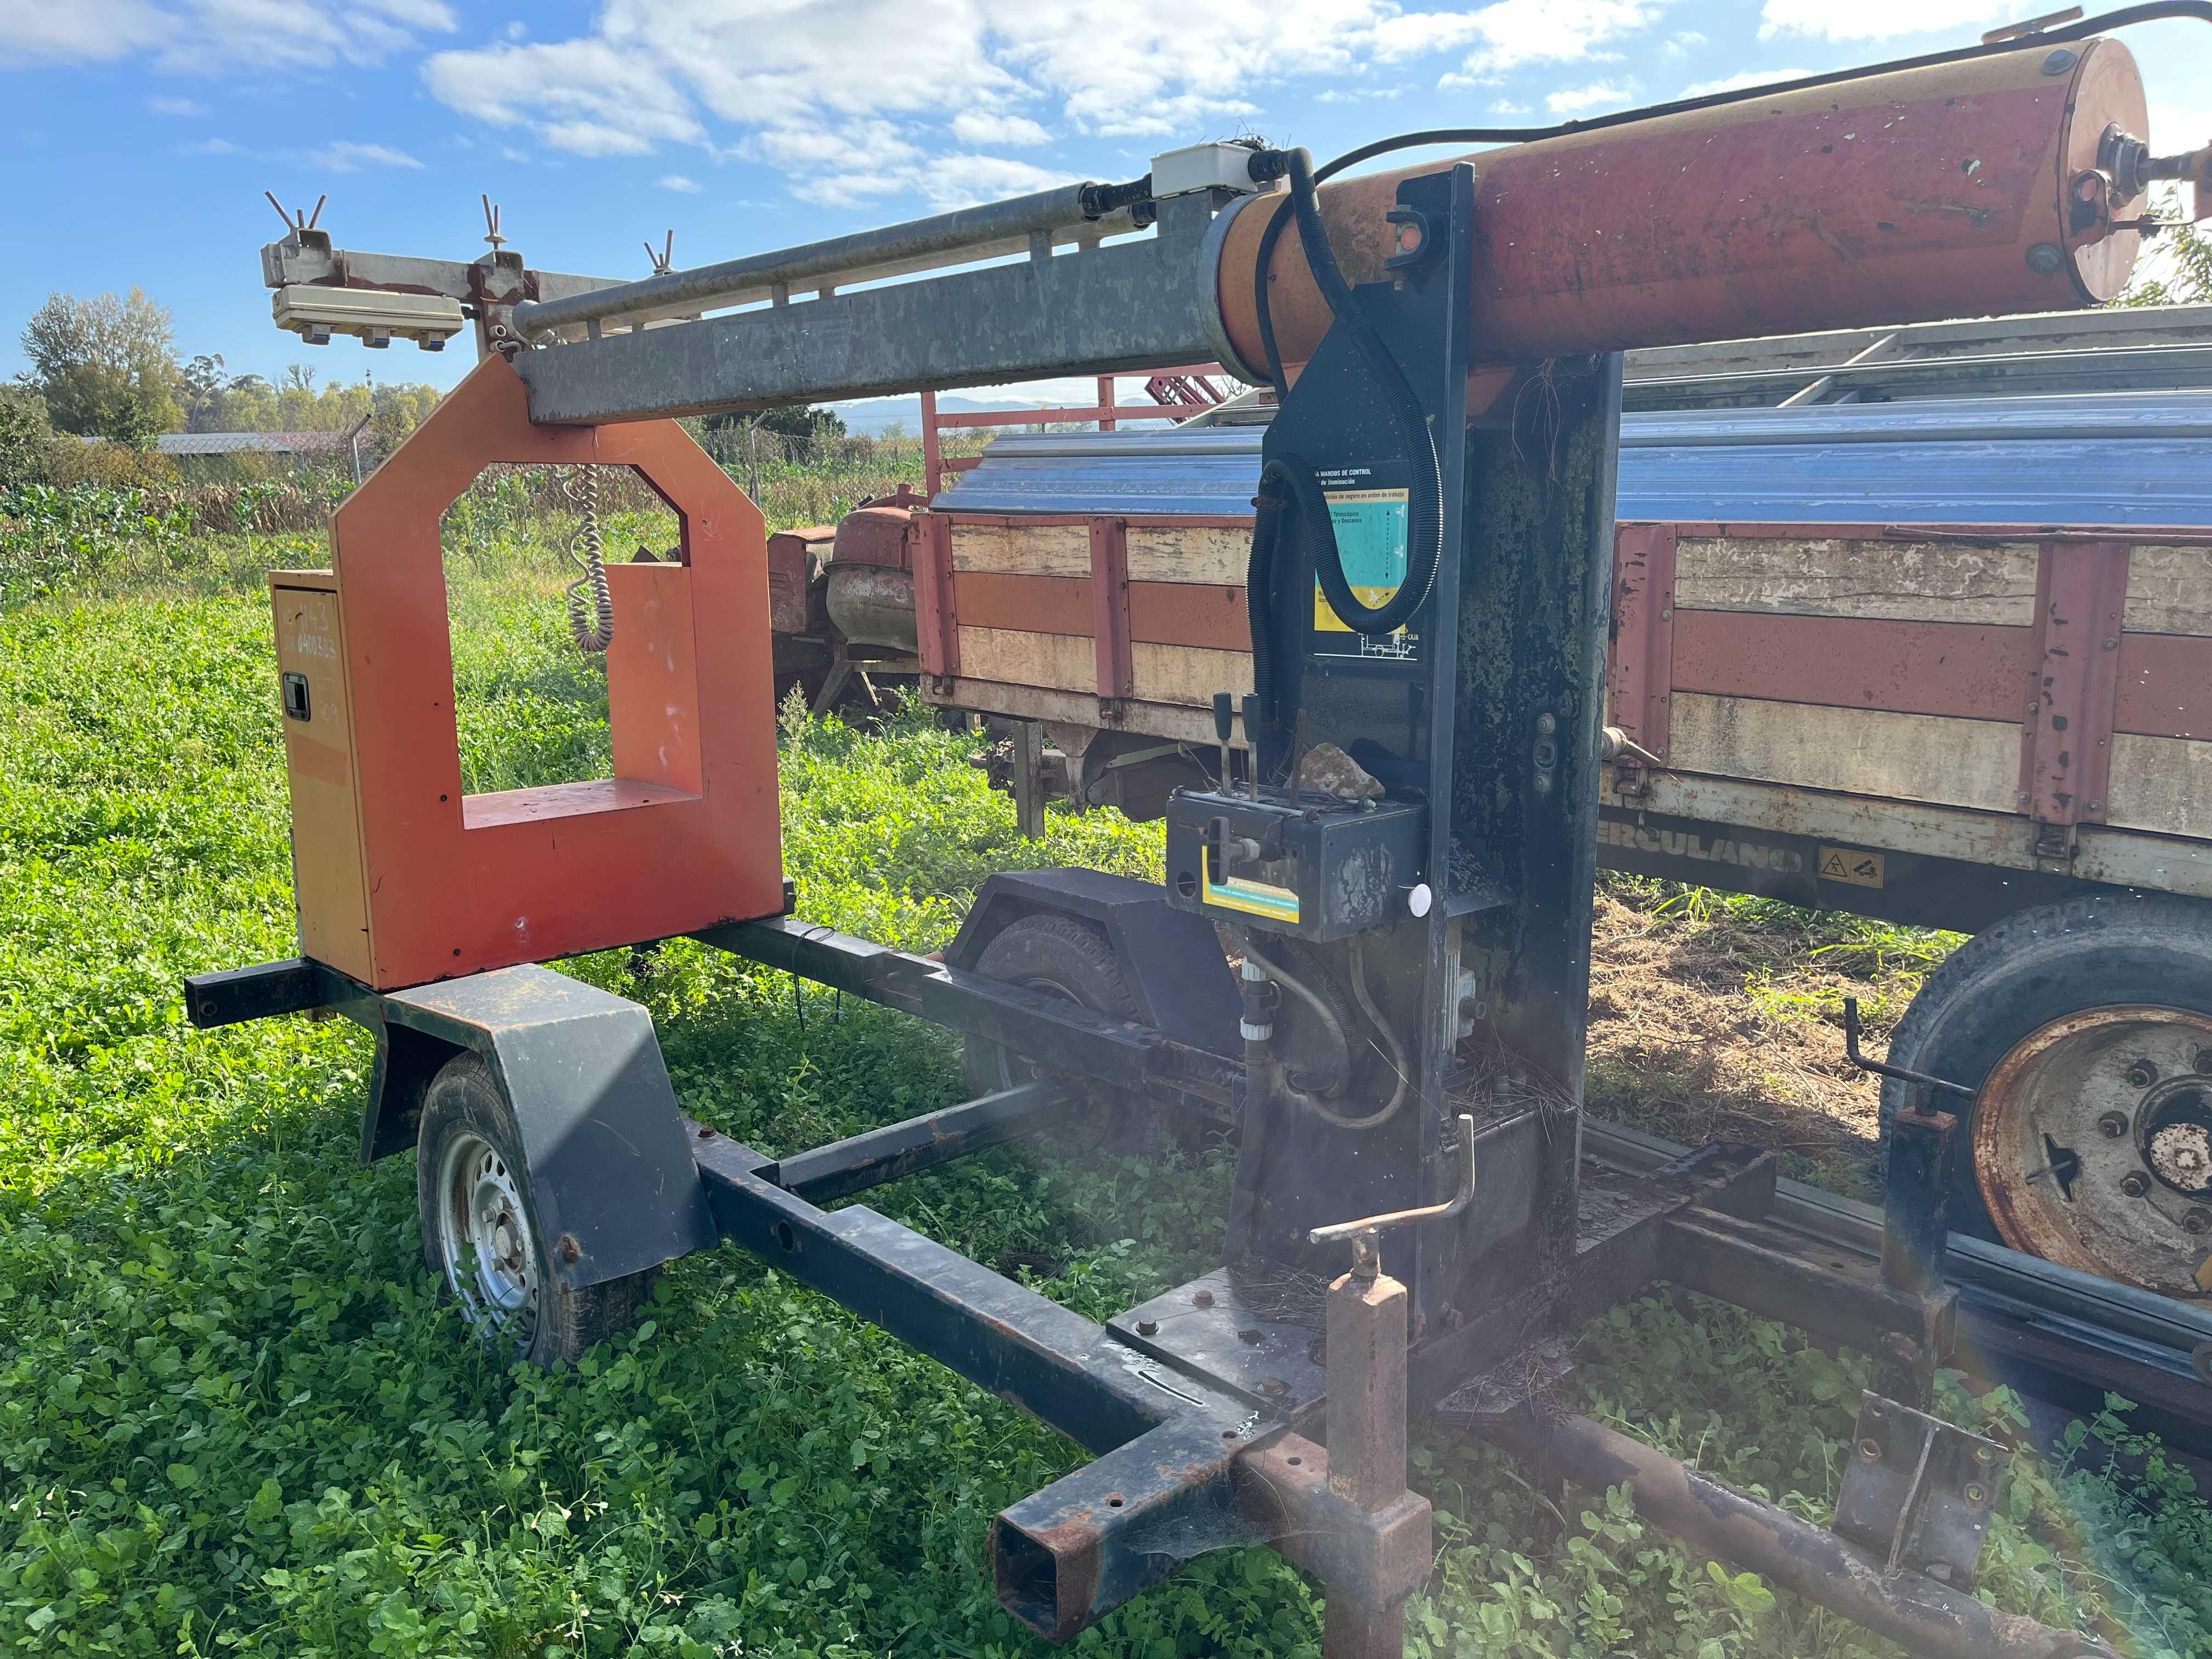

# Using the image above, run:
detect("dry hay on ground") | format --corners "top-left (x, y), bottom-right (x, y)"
top-left (1583, 885), bottom-right (1950, 1200)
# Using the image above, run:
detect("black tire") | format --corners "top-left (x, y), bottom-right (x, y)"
top-left (962, 913), bottom-right (1167, 1153)
top-left (416, 1053), bottom-right (658, 1365)
top-left (1882, 891), bottom-right (2212, 1282)
top-left (964, 912), bottom-right (1138, 1097)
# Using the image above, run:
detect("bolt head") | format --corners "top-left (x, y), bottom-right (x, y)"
top-left (2187, 1210), bottom-right (2212, 1237)
top-left (1858, 1437), bottom-right (1883, 1460)
top-left (1192, 1288), bottom-right (1215, 1308)
top-left (2196, 1046), bottom-right (2212, 1077)
top-left (2098, 1111), bottom-right (2130, 1139)
top-left (2121, 1171), bottom-right (2152, 1198)
top-left (2128, 1059), bottom-right (2159, 1089)
top-left (1962, 1483), bottom-right (1986, 1505)
top-left (1136, 1318), bottom-right (1160, 1336)
top-left (1259, 1376), bottom-right (1289, 1397)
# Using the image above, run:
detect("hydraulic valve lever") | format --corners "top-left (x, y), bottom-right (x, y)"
top-left (1308, 1114), bottom-right (1479, 1269)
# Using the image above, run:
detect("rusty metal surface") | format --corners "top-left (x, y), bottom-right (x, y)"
top-left (1233, 1436), bottom-right (1430, 1638)
top-left (1479, 1408), bottom-right (2112, 1659)
top-left (1110, 1266), bottom-right (1330, 1413)
top-left (1975, 1003), bottom-right (2212, 1294)
top-left (2024, 540), bottom-right (2130, 827)
top-left (1608, 524), bottom-right (1677, 783)
top-left (1310, 1263), bottom-right (1429, 1658)
top-left (765, 525), bottom-right (834, 638)
top-left (1664, 1206), bottom-right (1959, 1364)
top-left (1214, 41), bottom-right (2146, 370)
top-left (831, 504), bottom-right (917, 571)
top-left (1834, 1392), bottom-right (2007, 1589)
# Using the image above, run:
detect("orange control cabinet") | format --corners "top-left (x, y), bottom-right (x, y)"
top-left (270, 355), bottom-right (785, 991)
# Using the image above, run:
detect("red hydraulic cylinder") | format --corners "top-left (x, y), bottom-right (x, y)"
top-left (1210, 37), bottom-right (2149, 370)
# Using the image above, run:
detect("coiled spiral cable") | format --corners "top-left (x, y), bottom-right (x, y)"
top-left (560, 465), bottom-right (616, 654)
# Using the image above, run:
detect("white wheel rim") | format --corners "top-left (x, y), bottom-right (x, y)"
top-left (1974, 1004), bottom-right (2212, 1297)
top-left (437, 1130), bottom-right (540, 1350)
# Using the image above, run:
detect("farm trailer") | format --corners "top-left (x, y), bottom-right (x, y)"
top-left (197, 15), bottom-right (2212, 1654)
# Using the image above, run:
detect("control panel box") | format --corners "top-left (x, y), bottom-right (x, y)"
top-left (1164, 789), bottom-right (1426, 942)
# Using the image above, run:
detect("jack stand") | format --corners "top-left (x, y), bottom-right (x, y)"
top-left (1237, 1228), bottom-right (1432, 1658)
top-left (1319, 1233), bottom-right (1425, 1658)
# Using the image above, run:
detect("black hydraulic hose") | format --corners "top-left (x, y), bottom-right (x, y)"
top-left (1246, 148), bottom-right (1444, 641)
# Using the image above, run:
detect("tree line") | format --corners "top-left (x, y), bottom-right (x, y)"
top-left (3, 288), bottom-right (444, 490)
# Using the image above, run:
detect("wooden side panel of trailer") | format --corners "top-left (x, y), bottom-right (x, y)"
top-left (918, 509), bottom-right (2212, 899)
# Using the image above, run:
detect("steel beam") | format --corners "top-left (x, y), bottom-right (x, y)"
top-left (510, 198), bottom-right (1221, 424)
top-left (511, 183), bottom-right (1144, 336)
top-left (769, 1079), bottom-right (1073, 1203)
top-left (1477, 1409), bottom-right (2110, 1659)
top-left (697, 916), bottom-right (1240, 1118)
top-left (689, 1123), bottom-right (1267, 1640)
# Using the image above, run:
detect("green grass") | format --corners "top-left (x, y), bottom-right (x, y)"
top-left (3, 527), bottom-right (2209, 1656)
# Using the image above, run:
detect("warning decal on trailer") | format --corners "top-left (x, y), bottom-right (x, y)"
top-left (1818, 847), bottom-right (1887, 889)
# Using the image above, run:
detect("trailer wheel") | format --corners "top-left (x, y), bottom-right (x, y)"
top-left (963, 913), bottom-right (1137, 1099)
top-left (416, 1053), bottom-right (658, 1364)
top-left (1882, 892), bottom-right (2212, 1297)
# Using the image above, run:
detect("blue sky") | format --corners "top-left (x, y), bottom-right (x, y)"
top-left (5, 0), bottom-right (2212, 403)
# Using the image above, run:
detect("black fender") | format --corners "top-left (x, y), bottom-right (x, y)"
top-left (185, 957), bottom-right (716, 1290)
top-left (947, 868), bottom-right (1239, 1058)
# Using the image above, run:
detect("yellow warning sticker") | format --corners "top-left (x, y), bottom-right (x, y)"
top-left (1203, 873), bottom-right (1302, 923)
top-left (1817, 847), bottom-right (1886, 889)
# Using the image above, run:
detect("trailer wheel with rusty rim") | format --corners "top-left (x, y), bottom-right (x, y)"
top-left (416, 1053), bottom-right (658, 1364)
top-left (962, 912), bottom-right (1148, 1147)
top-left (1881, 891), bottom-right (2212, 1299)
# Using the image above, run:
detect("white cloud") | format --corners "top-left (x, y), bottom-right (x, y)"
top-left (422, 37), bottom-right (704, 157)
top-left (1662, 29), bottom-right (1705, 55)
top-left (1758, 0), bottom-right (2007, 41)
top-left (148, 94), bottom-right (207, 115)
top-left (1436, 0), bottom-right (1665, 85)
top-left (308, 140), bottom-right (425, 171)
top-left (1487, 98), bottom-right (1531, 114)
top-left (1680, 66), bottom-right (1817, 97)
top-left (657, 173), bottom-right (702, 191)
top-left (418, 0), bottom-right (1665, 201)
top-left (1547, 80), bottom-right (1635, 115)
top-left (0, 0), bottom-right (454, 68)
top-left (951, 110), bottom-right (1052, 146)
top-left (182, 136), bottom-right (244, 155)
top-left (0, 0), bottom-right (173, 62)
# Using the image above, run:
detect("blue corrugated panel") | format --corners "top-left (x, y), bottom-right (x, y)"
top-left (939, 392), bottom-right (2212, 527)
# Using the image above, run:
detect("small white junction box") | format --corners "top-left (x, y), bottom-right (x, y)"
top-left (1149, 143), bottom-right (1274, 200)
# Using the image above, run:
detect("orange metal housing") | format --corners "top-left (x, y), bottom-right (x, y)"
top-left (1213, 37), bottom-right (2148, 371)
top-left (273, 354), bottom-right (784, 991)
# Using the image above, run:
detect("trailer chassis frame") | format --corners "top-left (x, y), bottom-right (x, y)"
top-left (191, 909), bottom-right (2135, 1656)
